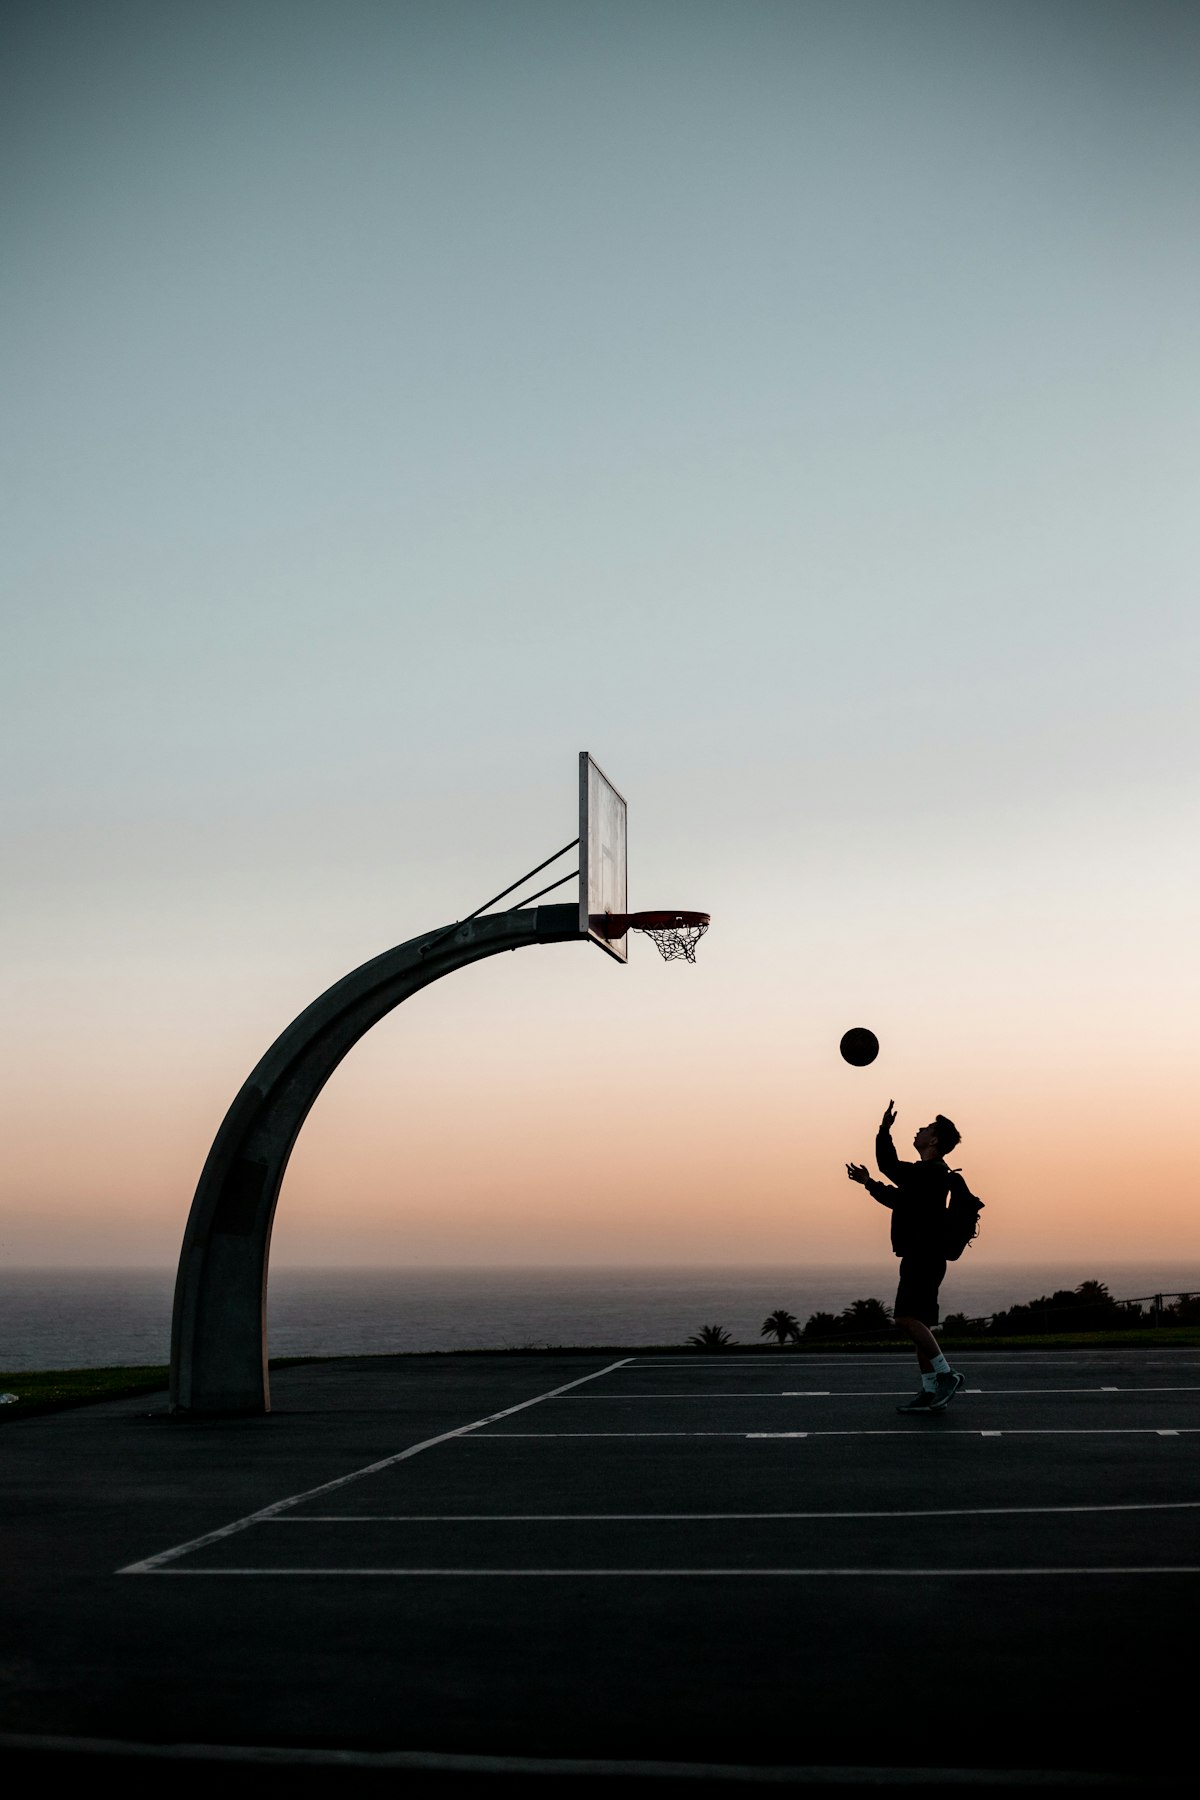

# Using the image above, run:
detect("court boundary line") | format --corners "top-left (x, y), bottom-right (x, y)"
top-left (264, 1499), bottom-right (1200, 1522)
top-left (139, 1565), bottom-right (1200, 1578)
top-left (117, 1358), bottom-right (632, 1575)
top-left (0, 1734), bottom-right (1131, 1786)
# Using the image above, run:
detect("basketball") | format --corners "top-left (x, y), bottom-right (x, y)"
top-left (839, 1027), bottom-right (879, 1067)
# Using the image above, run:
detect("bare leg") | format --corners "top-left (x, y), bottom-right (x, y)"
top-left (894, 1313), bottom-right (942, 1373)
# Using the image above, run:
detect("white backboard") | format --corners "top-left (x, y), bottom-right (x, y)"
top-left (579, 752), bottom-right (628, 962)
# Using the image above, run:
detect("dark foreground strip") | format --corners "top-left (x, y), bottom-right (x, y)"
top-left (0, 1733), bottom-right (1148, 1793)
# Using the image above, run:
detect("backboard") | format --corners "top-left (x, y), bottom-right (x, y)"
top-left (579, 752), bottom-right (628, 962)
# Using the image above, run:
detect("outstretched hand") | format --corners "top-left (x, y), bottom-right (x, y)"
top-left (846, 1162), bottom-right (870, 1186)
top-left (880, 1099), bottom-right (897, 1132)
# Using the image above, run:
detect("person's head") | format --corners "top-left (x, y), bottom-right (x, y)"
top-left (913, 1115), bottom-right (961, 1158)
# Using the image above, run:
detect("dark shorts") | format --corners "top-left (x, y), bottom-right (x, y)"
top-left (894, 1255), bottom-right (947, 1327)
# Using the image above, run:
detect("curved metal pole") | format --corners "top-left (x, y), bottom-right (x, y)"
top-left (170, 903), bottom-right (581, 1414)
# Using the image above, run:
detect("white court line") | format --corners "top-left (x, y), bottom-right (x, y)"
top-left (747, 1429), bottom-right (1200, 1440)
top-left (472, 1428), bottom-right (1200, 1439)
top-left (627, 1355), bottom-right (1195, 1365)
top-left (265, 1500), bottom-right (1200, 1521)
top-left (556, 1388), bottom-right (1200, 1398)
top-left (117, 1358), bottom-right (632, 1575)
top-left (142, 1565), bottom-right (1200, 1578)
top-left (470, 1431), bottom-right (743, 1438)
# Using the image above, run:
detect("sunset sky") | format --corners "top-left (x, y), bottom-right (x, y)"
top-left (3, 1), bottom-right (1197, 1271)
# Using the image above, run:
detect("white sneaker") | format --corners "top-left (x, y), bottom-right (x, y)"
top-left (927, 1371), bottom-right (965, 1412)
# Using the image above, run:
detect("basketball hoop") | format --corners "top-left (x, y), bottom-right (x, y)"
top-left (607, 911), bottom-right (710, 963)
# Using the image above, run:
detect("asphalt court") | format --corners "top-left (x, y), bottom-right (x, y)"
top-left (124, 1352), bottom-right (1200, 1582)
top-left (6, 1349), bottom-right (1198, 1775)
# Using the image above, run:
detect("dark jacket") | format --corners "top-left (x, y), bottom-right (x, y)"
top-left (865, 1126), bottom-right (951, 1258)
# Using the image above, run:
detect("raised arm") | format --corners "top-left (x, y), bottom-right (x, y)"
top-left (875, 1098), bottom-right (904, 1182)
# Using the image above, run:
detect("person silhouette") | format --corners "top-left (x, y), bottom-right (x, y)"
top-left (846, 1101), bottom-right (966, 1413)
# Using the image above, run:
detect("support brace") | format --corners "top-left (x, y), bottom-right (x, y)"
top-left (170, 903), bottom-right (580, 1414)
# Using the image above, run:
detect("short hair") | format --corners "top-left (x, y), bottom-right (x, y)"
top-left (933, 1114), bottom-right (961, 1155)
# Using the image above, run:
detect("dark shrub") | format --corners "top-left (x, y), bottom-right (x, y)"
top-left (802, 1311), bottom-right (841, 1340)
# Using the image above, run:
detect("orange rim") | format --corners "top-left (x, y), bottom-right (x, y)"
top-left (604, 911), bottom-right (710, 936)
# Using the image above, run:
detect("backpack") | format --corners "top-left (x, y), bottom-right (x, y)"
top-left (944, 1169), bottom-right (984, 1261)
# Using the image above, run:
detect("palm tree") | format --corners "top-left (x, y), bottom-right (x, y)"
top-left (761, 1309), bottom-right (801, 1346)
top-left (838, 1297), bottom-right (891, 1333)
top-left (687, 1324), bottom-right (734, 1349)
top-left (1074, 1280), bottom-right (1112, 1305)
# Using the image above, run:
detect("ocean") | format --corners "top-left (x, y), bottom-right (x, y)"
top-left (2, 1262), bottom-right (1199, 1371)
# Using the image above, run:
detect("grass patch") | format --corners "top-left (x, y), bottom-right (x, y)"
top-left (0, 1365), bottom-right (170, 1418)
top-left (938, 1325), bottom-right (1200, 1352)
top-left (0, 1355), bottom-right (328, 1420)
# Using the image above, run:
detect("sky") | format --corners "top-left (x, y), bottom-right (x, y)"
top-left (2, 0), bottom-right (1197, 1271)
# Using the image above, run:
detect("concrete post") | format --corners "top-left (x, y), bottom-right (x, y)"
top-left (170, 904), bottom-right (581, 1414)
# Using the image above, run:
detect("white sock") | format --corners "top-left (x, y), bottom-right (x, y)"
top-left (930, 1353), bottom-right (951, 1376)
top-left (921, 1372), bottom-right (938, 1392)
